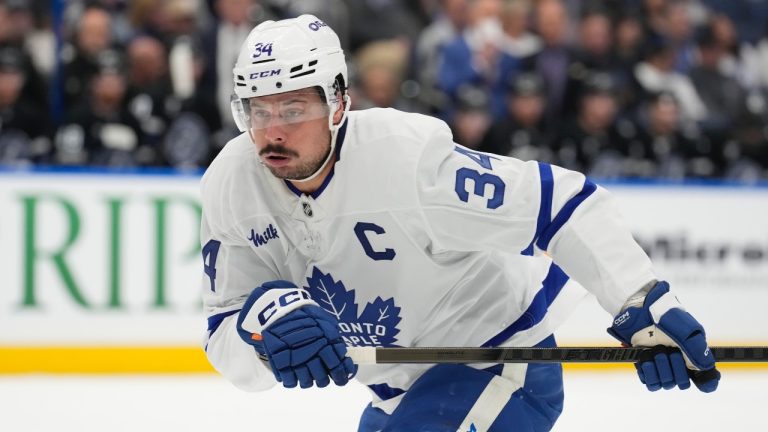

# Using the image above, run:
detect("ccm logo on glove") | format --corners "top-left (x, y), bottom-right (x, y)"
top-left (614, 310), bottom-right (631, 326)
top-left (259, 290), bottom-right (311, 324)
top-left (240, 287), bottom-right (318, 334)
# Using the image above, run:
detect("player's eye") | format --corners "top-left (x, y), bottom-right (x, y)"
top-left (281, 108), bottom-right (305, 121)
top-left (250, 109), bottom-right (273, 126)
top-left (251, 109), bottom-right (271, 119)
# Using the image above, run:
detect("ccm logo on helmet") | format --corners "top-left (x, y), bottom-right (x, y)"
top-left (257, 289), bottom-right (311, 325)
top-left (250, 69), bottom-right (282, 80)
top-left (308, 20), bottom-right (327, 31)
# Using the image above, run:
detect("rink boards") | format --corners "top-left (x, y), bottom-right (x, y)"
top-left (0, 169), bottom-right (766, 373)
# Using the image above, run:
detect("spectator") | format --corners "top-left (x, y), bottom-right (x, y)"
top-left (402, 0), bottom-right (439, 28)
top-left (498, 0), bottom-right (541, 58)
top-left (707, 13), bottom-right (743, 83)
top-left (20, 1), bottom-right (55, 79)
top-left (574, 9), bottom-right (614, 70)
top-left (612, 10), bottom-right (647, 115)
top-left (54, 53), bottom-right (143, 167)
top-left (61, 5), bottom-right (116, 107)
top-left (565, 10), bottom-right (635, 115)
top-left (163, 41), bottom-right (221, 169)
top-left (613, 11), bottom-right (645, 69)
top-left (64, 0), bottom-right (134, 46)
top-left (521, 0), bottom-right (575, 126)
top-left (449, 83), bottom-right (493, 149)
top-left (638, 0), bottom-right (668, 37)
top-left (126, 0), bottom-right (168, 40)
top-left (158, 0), bottom-right (202, 44)
top-left (161, 110), bottom-right (214, 169)
top-left (689, 25), bottom-right (746, 138)
top-left (665, 0), bottom-right (698, 74)
top-left (128, 36), bottom-right (170, 93)
top-left (412, 0), bottom-right (470, 114)
top-left (344, 0), bottom-right (423, 53)
top-left (438, 0), bottom-right (521, 120)
top-left (0, 46), bottom-right (51, 164)
top-left (703, 0), bottom-right (768, 45)
top-left (723, 112), bottom-right (768, 182)
top-left (478, 72), bottom-right (553, 162)
top-left (739, 16), bottom-right (768, 94)
top-left (636, 92), bottom-right (718, 179)
top-left (351, 39), bottom-right (412, 111)
top-left (0, 0), bottom-right (34, 48)
top-left (633, 35), bottom-right (707, 124)
top-left (0, 2), bottom-right (12, 46)
top-left (0, 0), bottom-right (48, 110)
top-left (552, 73), bottom-right (633, 178)
top-left (125, 35), bottom-right (175, 165)
top-left (175, 40), bottom-right (221, 137)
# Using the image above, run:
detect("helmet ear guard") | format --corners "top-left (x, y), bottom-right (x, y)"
top-left (324, 73), bottom-right (345, 117)
top-left (230, 95), bottom-right (248, 133)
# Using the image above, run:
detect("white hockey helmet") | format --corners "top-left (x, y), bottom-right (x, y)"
top-left (231, 15), bottom-right (349, 133)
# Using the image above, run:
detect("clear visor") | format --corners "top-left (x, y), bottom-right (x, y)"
top-left (232, 91), bottom-right (331, 132)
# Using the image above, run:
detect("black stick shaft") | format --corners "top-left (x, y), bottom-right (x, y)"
top-left (369, 346), bottom-right (768, 364)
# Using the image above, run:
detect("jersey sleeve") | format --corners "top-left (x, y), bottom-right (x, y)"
top-left (416, 124), bottom-right (656, 315)
top-left (199, 165), bottom-right (279, 392)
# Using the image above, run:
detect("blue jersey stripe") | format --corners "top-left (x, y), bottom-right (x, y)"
top-left (481, 264), bottom-right (569, 348)
top-left (368, 383), bottom-right (406, 401)
top-left (535, 179), bottom-right (597, 251)
top-left (522, 163), bottom-right (554, 256)
top-left (204, 309), bottom-right (241, 351)
top-left (206, 309), bottom-right (241, 336)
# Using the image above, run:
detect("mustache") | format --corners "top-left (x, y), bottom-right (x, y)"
top-left (259, 144), bottom-right (298, 158)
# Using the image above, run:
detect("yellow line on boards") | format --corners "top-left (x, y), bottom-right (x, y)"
top-left (0, 347), bottom-right (215, 374)
top-left (0, 347), bottom-right (766, 374)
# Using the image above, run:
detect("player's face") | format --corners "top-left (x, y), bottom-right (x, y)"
top-left (247, 89), bottom-right (332, 180)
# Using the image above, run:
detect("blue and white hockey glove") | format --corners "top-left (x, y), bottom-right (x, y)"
top-left (236, 280), bottom-right (357, 389)
top-left (608, 281), bottom-right (720, 393)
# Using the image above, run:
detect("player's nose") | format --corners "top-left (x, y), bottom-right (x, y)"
top-left (262, 120), bottom-right (288, 143)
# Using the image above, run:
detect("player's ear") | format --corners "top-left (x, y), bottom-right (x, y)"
top-left (332, 94), bottom-right (346, 125)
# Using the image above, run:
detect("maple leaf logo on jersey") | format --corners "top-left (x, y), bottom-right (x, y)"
top-left (304, 267), bottom-right (402, 347)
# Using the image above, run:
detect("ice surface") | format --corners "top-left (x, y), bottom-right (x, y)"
top-left (1, 369), bottom-right (764, 431)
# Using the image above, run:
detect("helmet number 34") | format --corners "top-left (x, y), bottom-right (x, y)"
top-left (252, 42), bottom-right (274, 59)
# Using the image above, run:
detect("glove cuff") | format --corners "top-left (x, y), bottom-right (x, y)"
top-left (608, 281), bottom-right (680, 345)
top-left (645, 283), bottom-right (685, 323)
top-left (240, 287), bottom-right (318, 335)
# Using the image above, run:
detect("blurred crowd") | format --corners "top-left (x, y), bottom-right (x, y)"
top-left (2, 0), bottom-right (768, 180)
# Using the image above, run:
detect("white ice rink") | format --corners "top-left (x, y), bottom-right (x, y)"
top-left (2, 369), bottom-right (765, 431)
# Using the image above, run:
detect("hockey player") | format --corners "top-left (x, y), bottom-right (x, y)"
top-left (200, 15), bottom-right (720, 431)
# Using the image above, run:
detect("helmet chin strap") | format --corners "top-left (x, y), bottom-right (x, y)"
top-left (290, 94), bottom-right (350, 183)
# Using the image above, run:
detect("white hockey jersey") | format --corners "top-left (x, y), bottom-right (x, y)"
top-left (200, 108), bottom-right (656, 407)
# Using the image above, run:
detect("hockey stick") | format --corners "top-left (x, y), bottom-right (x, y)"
top-left (346, 346), bottom-right (768, 365)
